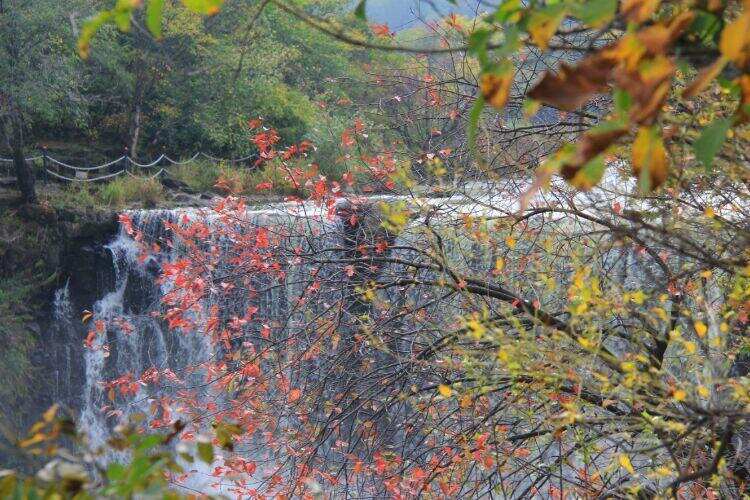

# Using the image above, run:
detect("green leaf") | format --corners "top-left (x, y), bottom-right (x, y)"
top-left (613, 88), bottom-right (632, 115)
top-left (136, 434), bottom-right (164, 452)
top-left (468, 29), bottom-right (491, 67)
top-left (689, 11), bottom-right (722, 45)
top-left (181, 0), bottom-right (224, 15)
top-left (114, 10), bottom-right (132, 31)
top-left (494, 0), bottom-right (522, 24)
top-left (694, 118), bottom-right (732, 171)
top-left (572, 0), bottom-right (616, 28)
top-left (354, 0), bottom-right (367, 20)
top-left (106, 463), bottom-right (126, 481)
top-left (197, 441), bottom-right (214, 463)
top-left (147, 0), bottom-right (165, 38)
top-left (467, 96), bottom-right (486, 157)
top-left (214, 422), bottom-right (242, 450)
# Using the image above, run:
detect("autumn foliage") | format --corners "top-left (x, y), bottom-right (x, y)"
top-left (6, 0), bottom-right (750, 498)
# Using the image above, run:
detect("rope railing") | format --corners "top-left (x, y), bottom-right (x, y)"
top-left (0, 150), bottom-right (257, 183)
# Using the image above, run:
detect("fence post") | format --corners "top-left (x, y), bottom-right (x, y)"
top-left (42, 146), bottom-right (49, 183)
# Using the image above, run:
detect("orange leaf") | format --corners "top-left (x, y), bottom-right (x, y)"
top-left (438, 384), bottom-right (453, 397)
top-left (683, 58), bottom-right (728, 99)
top-left (371, 23), bottom-right (392, 38)
top-left (289, 388), bottom-right (302, 403)
top-left (636, 12), bottom-right (695, 55)
top-left (737, 74), bottom-right (750, 123)
top-left (620, 0), bottom-right (660, 24)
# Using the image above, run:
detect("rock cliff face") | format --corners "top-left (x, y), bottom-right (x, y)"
top-left (0, 202), bottom-right (118, 469)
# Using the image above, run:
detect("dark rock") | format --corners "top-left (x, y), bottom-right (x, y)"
top-left (173, 193), bottom-right (198, 205)
top-left (161, 175), bottom-right (197, 194)
top-left (18, 203), bottom-right (59, 225)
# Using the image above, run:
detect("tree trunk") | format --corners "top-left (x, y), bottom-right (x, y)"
top-left (130, 103), bottom-right (142, 161)
top-left (128, 68), bottom-right (146, 161)
top-left (10, 116), bottom-right (36, 204)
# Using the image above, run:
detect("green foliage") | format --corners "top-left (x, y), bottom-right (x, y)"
top-left (169, 160), bottom-right (222, 193)
top-left (1, 410), bottom-right (188, 499)
top-left (0, 278), bottom-right (36, 403)
top-left (54, 0), bottom-right (377, 163)
top-left (55, 183), bottom-right (100, 209)
top-left (98, 176), bottom-right (164, 208)
top-left (693, 117), bottom-right (733, 171)
top-left (0, 0), bottom-right (86, 131)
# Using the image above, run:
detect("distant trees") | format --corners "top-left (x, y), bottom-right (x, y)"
top-left (0, 0), bottom-right (85, 203)
top-left (0, 0), bottom-right (387, 202)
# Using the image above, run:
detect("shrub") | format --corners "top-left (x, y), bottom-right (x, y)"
top-left (98, 175), bottom-right (163, 208)
top-left (168, 160), bottom-right (222, 193)
top-left (214, 164), bottom-right (253, 194)
top-left (243, 162), bottom-right (301, 196)
top-left (54, 184), bottom-right (99, 209)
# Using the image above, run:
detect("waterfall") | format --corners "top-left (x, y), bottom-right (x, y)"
top-left (48, 202), bottom-right (346, 492)
top-left (46, 188), bottom-right (676, 496)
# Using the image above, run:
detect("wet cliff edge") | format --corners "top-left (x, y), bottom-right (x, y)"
top-left (0, 201), bottom-right (119, 470)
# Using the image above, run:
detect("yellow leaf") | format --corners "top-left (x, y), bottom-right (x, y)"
top-left (694, 320), bottom-right (708, 337)
top-left (683, 341), bottom-right (697, 354)
top-left (438, 384), bottom-right (453, 397)
top-left (494, 257), bottom-right (505, 273)
top-left (632, 126), bottom-right (668, 190)
top-left (618, 454), bottom-right (636, 474)
top-left (481, 71), bottom-right (514, 109)
top-left (42, 404), bottom-right (59, 423)
top-left (698, 385), bottom-right (710, 398)
top-left (655, 466), bottom-right (672, 477)
top-left (19, 432), bottom-right (46, 448)
top-left (704, 206), bottom-right (715, 218)
top-left (497, 349), bottom-right (510, 363)
top-left (652, 307), bottom-right (668, 321)
top-left (720, 12), bottom-right (750, 64)
top-left (466, 319), bottom-right (486, 339)
top-left (672, 389), bottom-right (686, 401)
top-left (527, 6), bottom-right (567, 50)
top-left (620, 361), bottom-right (637, 372)
top-left (578, 337), bottom-right (594, 349)
top-left (505, 236), bottom-right (517, 249)
top-left (630, 290), bottom-right (646, 305)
